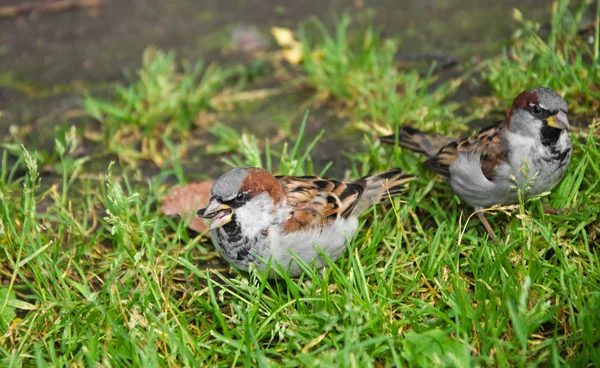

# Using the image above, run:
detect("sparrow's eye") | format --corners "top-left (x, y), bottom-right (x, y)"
top-left (234, 192), bottom-right (248, 205)
top-left (531, 104), bottom-right (543, 116)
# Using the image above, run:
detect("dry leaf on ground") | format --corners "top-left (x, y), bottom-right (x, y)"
top-left (161, 181), bottom-right (214, 233)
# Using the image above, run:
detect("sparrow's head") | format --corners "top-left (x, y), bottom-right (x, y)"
top-left (507, 87), bottom-right (570, 140)
top-left (197, 167), bottom-right (284, 231)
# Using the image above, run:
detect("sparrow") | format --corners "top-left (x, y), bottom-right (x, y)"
top-left (197, 166), bottom-right (415, 277)
top-left (381, 87), bottom-right (572, 241)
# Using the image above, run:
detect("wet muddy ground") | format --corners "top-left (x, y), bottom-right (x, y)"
top-left (0, 0), bottom-right (552, 177)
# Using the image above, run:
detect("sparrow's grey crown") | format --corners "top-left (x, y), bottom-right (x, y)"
top-left (211, 167), bottom-right (252, 201)
top-left (531, 87), bottom-right (568, 113)
top-left (509, 87), bottom-right (568, 137)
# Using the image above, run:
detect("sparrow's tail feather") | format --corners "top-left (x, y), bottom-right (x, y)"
top-left (353, 168), bottom-right (416, 214)
top-left (380, 126), bottom-right (454, 158)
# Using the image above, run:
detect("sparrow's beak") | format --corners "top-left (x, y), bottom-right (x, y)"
top-left (197, 200), bottom-right (233, 231)
top-left (547, 110), bottom-right (570, 130)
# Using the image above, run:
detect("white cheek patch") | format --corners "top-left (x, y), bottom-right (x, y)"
top-left (234, 194), bottom-right (277, 238)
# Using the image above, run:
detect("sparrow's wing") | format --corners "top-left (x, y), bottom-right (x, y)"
top-left (276, 175), bottom-right (365, 233)
top-left (424, 123), bottom-right (509, 181)
top-left (276, 169), bottom-right (415, 233)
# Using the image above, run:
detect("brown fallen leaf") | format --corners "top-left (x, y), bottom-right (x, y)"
top-left (161, 181), bottom-right (214, 234)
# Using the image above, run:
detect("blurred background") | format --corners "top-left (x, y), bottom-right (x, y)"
top-left (0, 0), bottom-right (593, 180)
top-left (0, 0), bottom-right (551, 88)
top-left (0, 0), bottom-right (564, 178)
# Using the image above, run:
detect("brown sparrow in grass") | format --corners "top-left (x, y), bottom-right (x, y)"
top-left (197, 167), bottom-right (415, 277)
top-left (381, 87), bottom-right (572, 241)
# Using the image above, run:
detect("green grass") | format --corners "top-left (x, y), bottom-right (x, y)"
top-left (1, 1), bottom-right (600, 367)
top-left (298, 14), bottom-right (465, 135)
top-left (484, 0), bottom-right (600, 116)
top-left (83, 47), bottom-right (256, 167)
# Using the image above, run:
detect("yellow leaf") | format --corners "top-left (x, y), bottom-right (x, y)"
top-left (271, 26), bottom-right (305, 65)
top-left (271, 26), bottom-right (298, 48)
top-left (282, 48), bottom-right (304, 65)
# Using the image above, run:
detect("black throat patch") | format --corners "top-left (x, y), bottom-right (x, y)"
top-left (540, 124), bottom-right (562, 146)
top-left (215, 214), bottom-right (271, 262)
top-left (220, 214), bottom-right (244, 243)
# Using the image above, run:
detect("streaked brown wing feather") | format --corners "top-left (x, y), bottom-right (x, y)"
top-left (425, 122), bottom-right (509, 181)
top-left (276, 176), bottom-right (364, 233)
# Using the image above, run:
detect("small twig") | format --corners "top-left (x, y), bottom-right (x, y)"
top-left (210, 87), bottom-right (288, 107)
top-left (0, 0), bottom-right (102, 19)
top-left (395, 53), bottom-right (461, 74)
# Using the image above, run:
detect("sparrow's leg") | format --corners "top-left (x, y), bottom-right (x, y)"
top-left (475, 210), bottom-right (497, 242)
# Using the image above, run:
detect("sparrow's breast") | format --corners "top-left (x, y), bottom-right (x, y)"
top-left (212, 218), bottom-right (264, 271)
top-left (528, 133), bottom-right (572, 196)
top-left (448, 152), bottom-right (515, 209)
